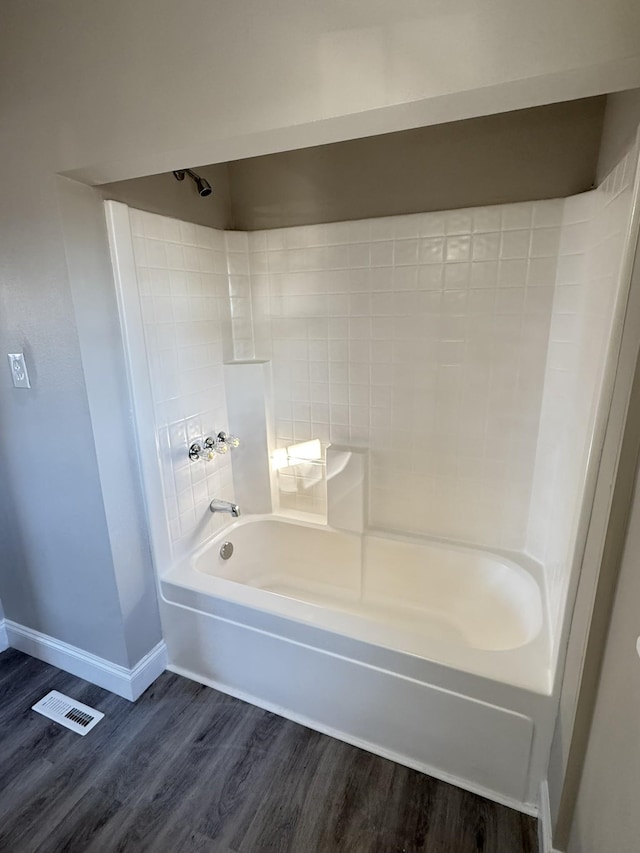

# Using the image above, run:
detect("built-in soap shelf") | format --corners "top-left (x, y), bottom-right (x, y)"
top-left (271, 439), bottom-right (325, 471)
top-left (219, 360), bottom-right (368, 528)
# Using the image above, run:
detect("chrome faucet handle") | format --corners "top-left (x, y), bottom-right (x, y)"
top-left (211, 431), bottom-right (240, 454)
top-left (189, 432), bottom-right (240, 462)
top-left (189, 442), bottom-right (216, 462)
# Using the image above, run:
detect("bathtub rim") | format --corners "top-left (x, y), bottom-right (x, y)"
top-left (181, 511), bottom-right (547, 579)
top-left (162, 512), bottom-right (553, 695)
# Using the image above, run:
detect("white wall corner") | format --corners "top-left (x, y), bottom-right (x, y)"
top-left (539, 780), bottom-right (563, 853)
top-left (0, 619), bottom-right (8, 653)
top-left (127, 640), bottom-right (169, 700)
top-left (5, 620), bottom-right (167, 702)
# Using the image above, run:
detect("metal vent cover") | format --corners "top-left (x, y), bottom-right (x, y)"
top-left (32, 690), bottom-right (104, 736)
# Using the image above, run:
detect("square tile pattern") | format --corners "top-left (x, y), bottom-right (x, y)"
top-left (128, 141), bottom-right (637, 625)
top-left (130, 209), bottom-right (236, 557)
top-left (248, 200), bottom-right (563, 542)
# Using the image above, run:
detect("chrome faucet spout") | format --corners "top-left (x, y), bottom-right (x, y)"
top-left (209, 498), bottom-right (241, 517)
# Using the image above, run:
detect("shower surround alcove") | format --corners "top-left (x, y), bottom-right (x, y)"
top-left (106, 133), bottom-right (639, 814)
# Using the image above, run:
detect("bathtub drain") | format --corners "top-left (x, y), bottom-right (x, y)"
top-left (220, 541), bottom-right (234, 560)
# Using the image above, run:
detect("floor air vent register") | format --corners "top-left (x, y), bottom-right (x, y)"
top-left (32, 691), bottom-right (104, 736)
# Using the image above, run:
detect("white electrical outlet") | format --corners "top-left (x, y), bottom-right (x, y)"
top-left (8, 353), bottom-right (31, 388)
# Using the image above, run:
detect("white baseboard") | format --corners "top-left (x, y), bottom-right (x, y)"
top-left (0, 619), bottom-right (8, 653)
top-left (128, 640), bottom-right (169, 700)
top-left (5, 620), bottom-right (167, 701)
top-left (539, 780), bottom-right (563, 853)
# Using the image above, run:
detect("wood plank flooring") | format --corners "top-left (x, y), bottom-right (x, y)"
top-left (0, 649), bottom-right (538, 852)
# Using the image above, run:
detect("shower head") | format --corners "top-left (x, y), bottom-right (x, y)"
top-left (194, 175), bottom-right (212, 197)
top-left (172, 168), bottom-right (213, 198)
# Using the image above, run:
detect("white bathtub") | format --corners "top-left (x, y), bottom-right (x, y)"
top-left (160, 515), bottom-right (555, 811)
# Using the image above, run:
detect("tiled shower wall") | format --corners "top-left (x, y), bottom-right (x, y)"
top-left (527, 142), bottom-right (639, 638)
top-left (124, 150), bottom-right (637, 608)
top-left (246, 202), bottom-right (564, 548)
top-left (129, 209), bottom-right (236, 557)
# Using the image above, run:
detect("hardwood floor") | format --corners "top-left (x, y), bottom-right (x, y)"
top-left (0, 649), bottom-right (538, 852)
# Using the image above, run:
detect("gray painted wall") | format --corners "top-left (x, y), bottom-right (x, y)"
top-left (597, 89), bottom-right (640, 182)
top-left (0, 172), bottom-right (163, 667)
top-left (103, 163), bottom-right (232, 230)
top-left (567, 461), bottom-right (640, 853)
top-left (0, 170), bottom-right (132, 665)
top-left (102, 98), bottom-right (605, 231)
top-left (226, 98), bottom-right (604, 229)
